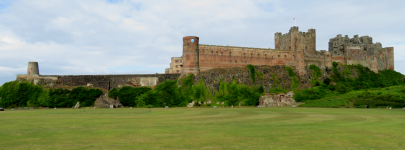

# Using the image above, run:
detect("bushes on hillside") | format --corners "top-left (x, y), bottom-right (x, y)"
top-left (109, 86), bottom-right (151, 107)
top-left (0, 81), bottom-right (103, 108)
top-left (294, 62), bottom-right (404, 102)
top-left (350, 91), bottom-right (405, 108)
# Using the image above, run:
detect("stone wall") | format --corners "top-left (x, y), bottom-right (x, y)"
top-left (198, 45), bottom-right (295, 72)
top-left (259, 91), bottom-right (296, 107)
top-left (329, 34), bottom-right (394, 72)
top-left (17, 73), bottom-right (181, 90)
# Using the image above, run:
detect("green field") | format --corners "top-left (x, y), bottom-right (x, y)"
top-left (1, 107), bottom-right (405, 149)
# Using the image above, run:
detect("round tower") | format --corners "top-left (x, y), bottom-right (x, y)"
top-left (181, 36), bottom-right (200, 75)
top-left (27, 61), bottom-right (39, 75)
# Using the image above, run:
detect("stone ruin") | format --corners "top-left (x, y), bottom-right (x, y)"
top-left (94, 93), bottom-right (123, 108)
top-left (259, 91), bottom-right (296, 107)
top-left (74, 101), bottom-right (81, 109)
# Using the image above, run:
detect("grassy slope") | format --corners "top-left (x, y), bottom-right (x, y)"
top-left (1, 107), bottom-right (405, 149)
top-left (300, 85), bottom-right (405, 108)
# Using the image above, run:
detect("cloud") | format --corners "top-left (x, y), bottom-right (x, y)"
top-left (0, 0), bottom-right (404, 85)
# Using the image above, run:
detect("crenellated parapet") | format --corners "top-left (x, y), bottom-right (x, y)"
top-left (275, 26), bottom-right (316, 53)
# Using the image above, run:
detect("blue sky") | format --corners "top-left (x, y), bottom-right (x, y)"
top-left (0, 0), bottom-right (404, 85)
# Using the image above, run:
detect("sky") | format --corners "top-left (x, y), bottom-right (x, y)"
top-left (0, 0), bottom-right (404, 85)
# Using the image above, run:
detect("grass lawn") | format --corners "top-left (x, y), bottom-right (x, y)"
top-left (1, 107), bottom-right (405, 149)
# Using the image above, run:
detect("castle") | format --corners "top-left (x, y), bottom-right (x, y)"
top-left (165, 26), bottom-right (394, 75)
top-left (17, 26), bottom-right (394, 90)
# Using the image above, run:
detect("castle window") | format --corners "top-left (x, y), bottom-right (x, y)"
top-left (180, 65), bottom-right (183, 68)
top-left (289, 46), bottom-right (291, 50)
top-left (230, 60), bottom-right (232, 63)
top-left (31, 68), bottom-right (32, 70)
top-left (244, 53), bottom-right (246, 58)
top-left (216, 51), bottom-right (218, 55)
top-left (293, 55), bottom-right (295, 60)
top-left (285, 55), bottom-right (286, 58)
top-left (180, 60), bottom-right (182, 63)
top-left (221, 52), bottom-right (223, 56)
top-left (211, 51), bottom-right (213, 55)
top-left (245, 61), bottom-right (247, 63)
top-left (327, 55), bottom-right (329, 57)
top-left (235, 60), bottom-right (237, 63)
top-left (176, 65), bottom-right (178, 68)
top-left (177, 70), bottom-right (179, 73)
top-left (229, 52), bottom-right (231, 56)
top-left (265, 54), bottom-right (267, 59)
top-left (175, 60), bottom-right (178, 63)
top-left (251, 53), bottom-right (253, 58)
top-left (305, 46), bottom-right (307, 50)
top-left (278, 55), bottom-right (280, 58)
top-left (258, 54), bottom-right (260, 58)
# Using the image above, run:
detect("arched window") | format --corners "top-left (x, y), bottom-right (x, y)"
top-left (229, 52), bottom-right (231, 56)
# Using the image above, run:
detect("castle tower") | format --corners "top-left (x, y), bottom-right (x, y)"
top-left (27, 61), bottom-right (39, 75)
top-left (181, 36), bottom-right (200, 75)
top-left (274, 26), bottom-right (316, 53)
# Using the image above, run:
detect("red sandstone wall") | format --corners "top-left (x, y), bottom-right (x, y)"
top-left (198, 44), bottom-right (295, 72)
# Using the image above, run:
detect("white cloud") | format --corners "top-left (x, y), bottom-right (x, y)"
top-left (0, 0), bottom-right (404, 85)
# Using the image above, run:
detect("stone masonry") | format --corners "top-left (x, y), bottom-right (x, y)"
top-left (166, 26), bottom-right (394, 76)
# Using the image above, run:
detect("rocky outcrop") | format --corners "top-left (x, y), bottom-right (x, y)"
top-left (259, 91), bottom-right (296, 107)
top-left (193, 64), bottom-right (360, 93)
top-left (74, 102), bottom-right (81, 109)
top-left (187, 101), bottom-right (195, 107)
top-left (94, 93), bottom-right (122, 108)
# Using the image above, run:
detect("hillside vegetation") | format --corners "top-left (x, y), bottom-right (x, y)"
top-left (296, 62), bottom-right (405, 108)
top-left (0, 81), bottom-right (103, 108)
top-left (1, 62), bottom-right (404, 108)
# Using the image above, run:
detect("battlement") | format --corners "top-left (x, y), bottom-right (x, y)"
top-left (199, 44), bottom-right (276, 51)
top-left (274, 26), bottom-right (316, 52)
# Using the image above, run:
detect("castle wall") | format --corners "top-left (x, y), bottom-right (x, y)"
top-left (17, 74), bottom-right (181, 90)
top-left (198, 45), bottom-right (295, 72)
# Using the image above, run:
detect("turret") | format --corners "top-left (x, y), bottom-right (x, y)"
top-left (181, 36), bottom-right (200, 75)
top-left (27, 61), bottom-right (39, 75)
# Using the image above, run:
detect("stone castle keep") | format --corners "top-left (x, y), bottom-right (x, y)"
top-left (166, 26), bottom-right (394, 75)
top-left (17, 26), bottom-right (394, 90)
